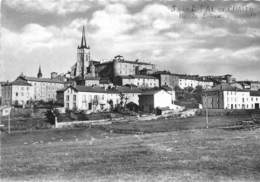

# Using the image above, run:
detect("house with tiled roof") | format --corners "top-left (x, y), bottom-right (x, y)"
top-left (16, 69), bottom-right (65, 102)
top-left (153, 71), bottom-right (214, 90)
top-left (138, 89), bottom-right (180, 113)
top-left (202, 84), bottom-right (260, 110)
top-left (61, 85), bottom-right (142, 112)
top-left (1, 79), bottom-right (33, 107)
top-left (115, 75), bottom-right (159, 88)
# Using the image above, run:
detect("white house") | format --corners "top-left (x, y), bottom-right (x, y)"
top-left (178, 77), bottom-right (213, 89)
top-left (63, 86), bottom-right (142, 113)
top-left (202, 84), bottom-right (260, 110)
top-left (139, 89), bottom-right (177, 113)
top-left (1, 79), bottom-right (33, 107)
top-left (116, 75), bottom-right (159, 88)
top-left (16, 75), bottom-right (65, 102)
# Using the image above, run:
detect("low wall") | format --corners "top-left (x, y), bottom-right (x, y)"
top-left (55, 118), bottom-right (112, 128)
top-left (198, 109), bottom-right (254, 116)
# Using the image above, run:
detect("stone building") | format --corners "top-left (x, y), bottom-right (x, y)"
top-left (115, 75), bottom-right (159, 88)
top-left (15, 67), bottom-right (65, 102)
top-left (95, 55), bottom-right (156, 83)
top-left (1, 79), bottom-right (33, 107)
top-left (153, 71), bottom-right (213, 89)
top-left (70, 26), bottom-right (99, 81)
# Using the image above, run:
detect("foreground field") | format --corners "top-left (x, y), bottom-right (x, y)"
top-left (1, 123), bottom-right (260, 182)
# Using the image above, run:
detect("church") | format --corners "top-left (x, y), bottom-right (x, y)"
top-left (69, 26), bottom-right (156, 86)
top-left (70, 26), bottom-right (100, 84)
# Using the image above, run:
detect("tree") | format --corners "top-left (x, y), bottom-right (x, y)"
top-left (45, 103), bottom-right (60, 125)
top-left (108, 100), bottom-right (114, 111)
top-left (119, 93), bottom-right (125, 108)
top-left (184, 86), bottom-right (194, 93)
top-left (174, 85), bottom-right (182, 92)
top-left (193, 85), bottom-right (203, 103)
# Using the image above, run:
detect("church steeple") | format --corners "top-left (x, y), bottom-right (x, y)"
top-left (37, 65), bottom-right (42, 78)
top-left (79, 26), bottom-right (89, 49)
top-left (75, 25), bottom-right (91, 79)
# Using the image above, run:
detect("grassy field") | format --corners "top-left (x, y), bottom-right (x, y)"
top-left (1, 117), bottom-right (260, 182)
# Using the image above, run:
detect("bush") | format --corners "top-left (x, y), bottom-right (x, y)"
top-left (45, 109), bottom-right (60, 125)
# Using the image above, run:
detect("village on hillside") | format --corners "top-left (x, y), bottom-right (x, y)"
top-left (1, 25), bottom-right (260, 182)
top-left (1, 26), bottom-right (260, 121)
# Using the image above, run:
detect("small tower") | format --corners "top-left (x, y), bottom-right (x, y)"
top-left (37, 65), bottom-right (42, 78)
top-left (76, 26), bottom-right (91, 79)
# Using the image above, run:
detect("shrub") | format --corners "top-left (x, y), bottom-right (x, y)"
top-left (45, 109), bottom-right (60, 125)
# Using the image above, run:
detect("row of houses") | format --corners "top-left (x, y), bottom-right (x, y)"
top-left (202, 84), bottom-right (260, 110)
top-left (1, 73), bottom-right (64, 107)
top-left (57, 85), bottom-right (178, 113)
top-left (152, 71), bottom-right (229, 90)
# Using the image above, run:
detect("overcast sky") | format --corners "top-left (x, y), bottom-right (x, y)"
top-left (1, 0), bottom-right (260, 81)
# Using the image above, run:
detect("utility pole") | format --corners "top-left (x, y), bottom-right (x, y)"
top-left (8, 112), bottom-right (11, 134)
top-left (205, 92), bottom-right (209, 129)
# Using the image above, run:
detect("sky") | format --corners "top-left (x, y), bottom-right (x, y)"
top-left (1, 0), bottom-right (260, 81)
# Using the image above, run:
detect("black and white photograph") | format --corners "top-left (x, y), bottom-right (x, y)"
top-left (0, 0), bottom-right (260, 181)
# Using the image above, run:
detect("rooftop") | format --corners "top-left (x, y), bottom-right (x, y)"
top-left (65, 85), bottom-right (143, 94)
top-left (97, 56), bottom-right (153, 66)
top-left (21, 76), bottom-right (64, 84)
top-left (119, 75), bottom-right (158, 79)
top-left (3, 79), bottom-right (32, 86)
top-left (205, 83), bottom-right (246, 92)
top-left (250, 91), bottom-right (260, 96)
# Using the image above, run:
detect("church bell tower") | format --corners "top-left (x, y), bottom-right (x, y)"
top-left (76, 26), bottom-right (90, 79)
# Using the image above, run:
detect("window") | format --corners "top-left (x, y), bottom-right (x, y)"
top-left (66, 95), bottom-right (69, 101)
top-left (16, 92), bottom-right (18, 96)
top-left (66, 103), bottom-right (69, 108)
top-left (73, 95), bottom-right (76, 101)
top-left (88, 103), bottom-right (92, 110)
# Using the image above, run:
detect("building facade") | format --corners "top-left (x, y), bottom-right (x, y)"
top-left (202, 85), bottom-right (260, 110)
top-left (237, 81), bottom-right (260, 91)
top-left (1, 80), bottom-right (33, 107)
top-left (154, 72), bottom-right (213, 90)
top-left (178, 77), bottom-right (213, 89)
top-left (70, 26), bottom-right (99, 81)
top-left (139, 89), bottom-right (176, 113)
top-left (95, 55), bottom-right (156, 82)
top-left (62, 86), bottom-right (142, 112)
top-left (115, 75), bottom-right (159, 88)
top-left (16, 74), bottom-right (65, 102)
top-left (85, 78), bottom-right (100, 87)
